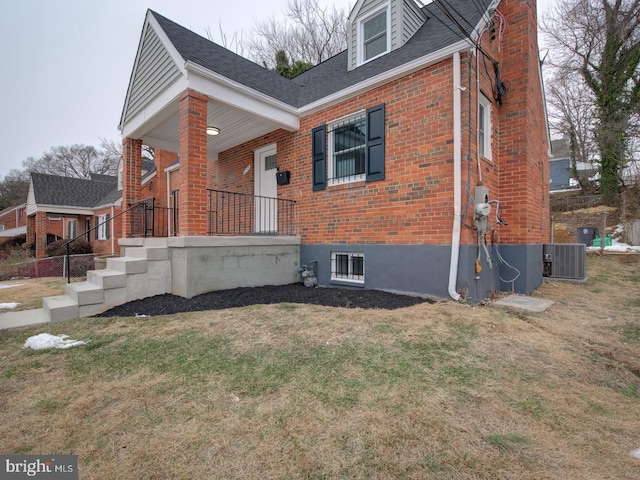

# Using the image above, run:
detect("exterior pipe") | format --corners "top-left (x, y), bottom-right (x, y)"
top-left (448, 51), bottom-right (463, 301)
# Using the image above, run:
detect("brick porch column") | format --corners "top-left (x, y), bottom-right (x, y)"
top-left (35, 212), bottom-right (47, 259)
top-left (177, 89), bottom-right (209, 236)
top-left (122, 137), bottom-right (143, 237)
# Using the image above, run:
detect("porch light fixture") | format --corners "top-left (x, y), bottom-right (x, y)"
top-left (206, 126), bottom-right (220, 136)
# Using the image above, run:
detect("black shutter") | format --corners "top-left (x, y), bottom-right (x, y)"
top-left (94, 217), bottom-right (98, 240)
top-left (312, 125), bottom-right (326, 191)
top-left (366, 103), bottom-right (385, 182)
top-left (105, 214), bottom-right (110, 239)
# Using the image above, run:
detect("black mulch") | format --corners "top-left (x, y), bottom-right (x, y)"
top-left (96, 284), bottom-right (435, 317)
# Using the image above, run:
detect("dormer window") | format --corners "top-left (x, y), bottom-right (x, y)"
top-left (358, 4), bottom-right (390, 65)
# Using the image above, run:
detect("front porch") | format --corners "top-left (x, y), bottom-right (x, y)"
top-left (128, 189), bottom-right (297, 238)
top-left (43, 235), bottom-right (301, 322)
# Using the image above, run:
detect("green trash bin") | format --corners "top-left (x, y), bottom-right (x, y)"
top-left (592, 235), bottom-right (612, 247)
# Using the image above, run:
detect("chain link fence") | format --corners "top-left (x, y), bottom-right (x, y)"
top-left (0, 254), bottom-right (100, 282)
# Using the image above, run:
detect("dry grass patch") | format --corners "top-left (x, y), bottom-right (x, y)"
top-left (0, 277), bottom-right (68, 312)
top-left (1, 255), bottom-right (639, 479)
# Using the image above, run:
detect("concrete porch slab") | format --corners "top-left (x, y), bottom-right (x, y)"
top-left (493, 295), bottom-right (554, 313)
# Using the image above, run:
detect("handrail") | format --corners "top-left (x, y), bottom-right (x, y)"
top-left (62, 199), bottom-right (153, 283)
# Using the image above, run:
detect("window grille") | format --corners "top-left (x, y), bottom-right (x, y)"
top-left (328, 114), bottom-right (366, 183)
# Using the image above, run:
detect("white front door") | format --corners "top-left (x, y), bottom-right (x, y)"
top-left (254, 144), bottom-right (278, 233)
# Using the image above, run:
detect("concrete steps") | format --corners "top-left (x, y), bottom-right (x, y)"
top-left (42, 245), bottom-right (171, 323)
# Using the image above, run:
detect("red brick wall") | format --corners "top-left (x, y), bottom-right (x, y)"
top-left (196, 0), bottom-right (549, 250)
top-left (496, 0), bottom-right (550, 245)
top-left (217, 62), bottom-right (468, 246)
top-left (0, 206), bottom-right (26, 230)
top-left (90, 207), bottom-right (120, 255)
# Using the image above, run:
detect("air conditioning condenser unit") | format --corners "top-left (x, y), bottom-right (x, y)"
top-left (543, 243), bottom-right (586, 281)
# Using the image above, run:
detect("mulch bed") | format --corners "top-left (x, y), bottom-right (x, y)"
top-left (96, 283), bottom-right (435, 317)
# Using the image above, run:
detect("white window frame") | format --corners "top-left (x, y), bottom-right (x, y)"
top-left (328, 110), bottom-right (367, 186)
top-left (357, 3), bottom-right (390, 66)
top-left (331, 252), bottom-right (365, 285)
top-left (97, 214), bottom-right (109, 240)
top-left (479, 93), bottom-right (493, 160)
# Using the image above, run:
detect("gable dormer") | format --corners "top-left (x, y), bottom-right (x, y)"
top-left (347, 0), bottom-right (427, 71)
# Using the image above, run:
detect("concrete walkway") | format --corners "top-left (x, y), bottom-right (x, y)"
top-left (0, 309), bottom-right (50, 330)
top-left (493, 294), bottom-right (554, 313)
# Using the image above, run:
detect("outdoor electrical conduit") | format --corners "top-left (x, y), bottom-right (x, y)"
top-left (448, 51), bottom-right (462, 301)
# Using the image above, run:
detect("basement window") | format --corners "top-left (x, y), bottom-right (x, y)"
top-left (331, 252), bottom-right (365, 285)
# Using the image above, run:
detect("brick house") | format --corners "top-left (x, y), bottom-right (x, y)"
top-left (116, 0), bottom-right (550, 303)
top-left (0, 204), bottom-right (26, 238)
top-left (25, 160), bottom-right (160, 258)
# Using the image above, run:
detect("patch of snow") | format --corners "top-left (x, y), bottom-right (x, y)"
top-left (587, 228), bottom-right (640, 252)
top-left (631, 448), bottom-right (640, 460)
top-left (0, 302), bottom-right (19, 309)
top-left (0, 283), bottom-right (24, 290)
top-left (587, 243), bottom-right (640, 253)
top-left (23, 333), bottom-right (87, 350)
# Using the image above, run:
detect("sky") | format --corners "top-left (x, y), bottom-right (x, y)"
top-left (0, 0), bottom-right (555, 179)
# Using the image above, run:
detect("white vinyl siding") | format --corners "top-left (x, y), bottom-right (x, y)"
top-left (123, 24), bottom-right (181, 124)
top-left (347, 0), bottom-right (425, 71)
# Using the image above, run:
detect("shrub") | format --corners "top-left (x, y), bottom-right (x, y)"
top-left (0, 234), bottom-right (28, 260)
top-left (45, 239), bottom-right (93, 257)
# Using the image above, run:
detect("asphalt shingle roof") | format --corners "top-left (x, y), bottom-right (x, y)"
top-left (150, 0), bottom-right (492, 108)
top-left (31, 173), bottom-right (118, 209)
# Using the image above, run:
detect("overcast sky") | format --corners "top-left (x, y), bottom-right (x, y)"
top-left (0, 0), bottom-right (554, 179)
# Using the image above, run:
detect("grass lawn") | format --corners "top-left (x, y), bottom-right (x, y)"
top-left (1, 254), bottom-right (639, 479)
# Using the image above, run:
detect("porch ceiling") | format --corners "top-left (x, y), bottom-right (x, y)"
top-left (137, 99), bottom-right (288, 159)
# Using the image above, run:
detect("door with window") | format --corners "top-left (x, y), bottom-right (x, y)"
top-left (254, 144), bottom-right (278, 233)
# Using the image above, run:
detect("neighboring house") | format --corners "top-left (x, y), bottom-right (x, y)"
top-left (549, 139), bottom-right (598, 192)
top-left (0, 203), bottom-right (27, 238)
top-left (23, 159), bottom-right (164, 258)
top-left (113, 0), bottom-right (549, 302)
top-left (26, 173), bottom-right (119, 258)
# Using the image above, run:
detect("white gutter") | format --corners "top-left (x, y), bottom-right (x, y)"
top-left (448, 51), bottom-right (463, 301)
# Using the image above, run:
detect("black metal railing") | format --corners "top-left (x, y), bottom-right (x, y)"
top-left (129, 197), bottom-right (177, 238)
top-left (207, 189), bottom-right (296, 236)
top-left (61, 198), bottom-right (177, 283)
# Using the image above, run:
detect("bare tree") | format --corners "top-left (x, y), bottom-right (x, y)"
top-left (248, 0), bottom-right (350, 70)
top-left (0, 169), bottom-right (30, 210)
top-left (205, 20), bottom-right (247, 57)
top-left (22, 144), bottom-right (120, 179)
top-left (542, 0), bottom-right (640, 196)
top-left (545, 68), bottom-right (598, 190)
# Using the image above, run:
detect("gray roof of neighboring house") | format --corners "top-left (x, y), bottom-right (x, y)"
top-left (94, 189), bottom-right (123, 208)
top-left (30, 172), bottom-right (118, 209)
top-left (89, 173), bottom-right (117, 183)
top-left (150, 0), bottom-right (492, 108)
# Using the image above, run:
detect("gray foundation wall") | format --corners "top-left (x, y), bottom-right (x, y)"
top-left (166, 236), bottom-right (300, 298)
top-left (301, 243), bottom-right (543, 302)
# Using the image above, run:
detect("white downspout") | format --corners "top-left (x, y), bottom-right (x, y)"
top-left (166, 169), bottom-right (171, 235)
top-left (448, 51), bottom-right (463, 301)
